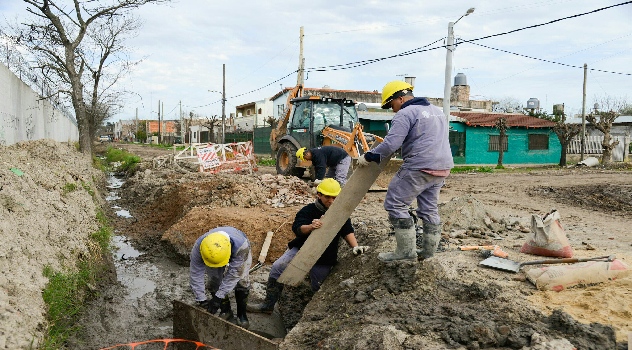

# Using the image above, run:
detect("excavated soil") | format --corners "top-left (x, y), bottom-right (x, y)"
top-left (3, 141), bottom-right (631, 349)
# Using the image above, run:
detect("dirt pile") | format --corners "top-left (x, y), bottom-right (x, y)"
top-left (0, 140), bottom-right (104, 349)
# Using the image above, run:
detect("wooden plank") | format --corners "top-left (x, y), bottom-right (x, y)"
top-left (277, 157), bottom-right (392, 286)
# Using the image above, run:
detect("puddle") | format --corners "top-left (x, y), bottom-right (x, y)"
top-left (114, 209), bottom-right (133, 218)
top-left (112, 235), bottom-right (143, 260)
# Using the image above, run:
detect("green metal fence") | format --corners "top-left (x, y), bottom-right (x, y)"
top-left (224, 128), bottom-right (273, 156)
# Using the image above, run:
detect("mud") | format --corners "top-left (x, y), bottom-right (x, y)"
top-left (3, 141), bottom-right (630, 349)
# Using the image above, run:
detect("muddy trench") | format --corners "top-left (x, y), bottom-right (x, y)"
top-left (67, 173), bottom-right (291, 349)
top-left (65, 163), bottom-right (632, 350)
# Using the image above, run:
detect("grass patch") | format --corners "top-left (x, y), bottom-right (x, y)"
top-left (451, 166), bottom-right (495, 173)
top-left (62, 183), bottom-right (77, 195)
top-left (105, 146), bottom-right (141, 173)
top-left (41, 209), bottom-right (113, 349)
top-left (257, 156), bottom-right (276, 167)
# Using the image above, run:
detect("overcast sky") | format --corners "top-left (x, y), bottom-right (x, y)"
top-left (2, 0), bottom-right (632, 122)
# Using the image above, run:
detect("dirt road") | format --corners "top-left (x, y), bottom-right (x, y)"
top-left (85, 143), bottom-right (632, 349)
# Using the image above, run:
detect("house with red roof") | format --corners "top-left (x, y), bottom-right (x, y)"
top-left (449, 111), bottom-right (560, 165)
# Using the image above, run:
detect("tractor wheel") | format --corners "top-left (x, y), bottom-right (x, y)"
top-left (276, 143), bottom-right (303, 177)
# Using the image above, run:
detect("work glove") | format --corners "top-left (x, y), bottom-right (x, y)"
top-left (313, 179), bottom-right (322, 186)
top-left (357, 152), bottom-right (380, 167)
top-left (352, 246), bottom-right (369, 255)
top-left (198, 295), bottom-right (222, 314)
top-left (356, 154), bottom-right (370, 167)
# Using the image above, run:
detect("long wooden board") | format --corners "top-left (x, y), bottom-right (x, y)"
top-left (277, 157), bottom-right (391, 286)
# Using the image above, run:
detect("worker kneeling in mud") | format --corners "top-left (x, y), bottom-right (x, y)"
top-left (190, 227), bottom-right (252, 329)
top-left (296, 146), bottom-right (351, 186)
top-left (247, 178), bottom-right (368, 314)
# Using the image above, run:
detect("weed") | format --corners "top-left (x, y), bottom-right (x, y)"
top-left (62, 183), bottom-right (77, 195)
top-left (41, 210), bottom-right (113, 348)
top-left (477, 166), bottom-right (494, 173)
top-left (82, 181), bottom-right (96, 198)
top-left (257, 156), bottom-right (276, 166)
top-left (105, 147), bottom-right (140, 173)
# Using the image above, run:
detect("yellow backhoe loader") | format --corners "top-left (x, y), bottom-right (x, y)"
top-left (270, 85), bottom-right (383, 177)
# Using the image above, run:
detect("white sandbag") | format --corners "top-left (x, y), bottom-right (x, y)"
top-left (525, 259), bottom-right (631, 291)
top-left (520, 209), bottom-right (574, 258)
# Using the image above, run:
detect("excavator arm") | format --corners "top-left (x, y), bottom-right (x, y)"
top-left (320, 123), bottom-right (383, 158)
top-left (270, 85), bottom-right (302, 152)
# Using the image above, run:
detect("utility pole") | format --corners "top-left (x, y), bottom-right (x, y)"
top-left (179, 100), bottom-right (183, 141)
top-left (443, 8), bottom-right (474, 137)
top-left (222, 63), bottom-right (226, 144)
top-left (443, 21), bottom-right (455, 121)
top-left (161, 101), bottom-right (164, 144)
top-left (158, 100), bottom-right (161, 145)
top-left (135, 107), bottom-right (138, 140)
top-left (580, 63), bottom-right (587, 161)
top-left (298, 26), bottom-right (305, 87)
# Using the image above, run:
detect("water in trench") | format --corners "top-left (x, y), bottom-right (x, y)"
top-left (77, 173), bottom-right (285, 349)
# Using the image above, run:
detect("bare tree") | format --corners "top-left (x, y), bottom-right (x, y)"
top-left (5, 0), bottom-right (165, 154)
top-left (586, 96), bottom-right (627, 164)
top-left (265, 116), bottom-right (277, 128)
top-left (492, 97), bottom-right (524, 114)
top-left (538, 109), bottom-right (581, 166)
top-left (494, 117), bottom-right (508, 168)
top-left (202, 115), bottom-right (221, 143)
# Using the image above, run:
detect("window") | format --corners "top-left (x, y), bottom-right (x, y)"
top-left (488, 135), bottom-right (508, 151)
top-left (277, 104), bottom-right (285, 116)
top-left (528, 134), bottom-right (549, 150)
top-left (258, 108), bottom-right (262, 114)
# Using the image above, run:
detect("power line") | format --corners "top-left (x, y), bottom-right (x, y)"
top-left (306, 38), bottom-right (445, 72)
top-left (303, 2), bottom-right (632, 74)
top-left (460, 1), bottom-right (632, 44)
top-left (461, 40), bottom-right (632, 76)
top-left (228, 70), bottom-right (297, 99)
top-left (189, 2), bottom-right (632, 102)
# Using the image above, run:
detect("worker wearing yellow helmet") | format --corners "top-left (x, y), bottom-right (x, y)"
top-left (358, 80), bottom-right (454, 263)
top-left (296, 146), bottom-right (351, 186)
top-left (248, 178), bottom-right (369, 314)
top-left (190, 227), bottom-right (252, 329)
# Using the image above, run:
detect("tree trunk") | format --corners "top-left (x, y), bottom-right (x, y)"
top-left (601, 133), bottom-right (612, 164)
top-left (559, 143), bottom-right (568, 166)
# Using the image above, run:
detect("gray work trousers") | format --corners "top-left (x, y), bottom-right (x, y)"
top-left (325, 156), bottom-right (351, 186)
top-left (384, 168), bottom-right (446, 224)
top-left (269, 247), bottom-right (333, 292)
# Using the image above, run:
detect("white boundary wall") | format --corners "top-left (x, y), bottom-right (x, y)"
top-left (0, 63), bottom-right (79, 146)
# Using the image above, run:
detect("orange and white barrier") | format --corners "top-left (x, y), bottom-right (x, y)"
top-left (195, 141), bottom-right (257, 174)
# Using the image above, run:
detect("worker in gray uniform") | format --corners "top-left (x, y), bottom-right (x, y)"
top-left (190, 227), bottom-right (252, 329)
top-left (358, 80), bottom-right (453, 262)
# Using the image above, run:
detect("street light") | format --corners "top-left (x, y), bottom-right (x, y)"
top-left (443, 7), bottom-right (475, 124)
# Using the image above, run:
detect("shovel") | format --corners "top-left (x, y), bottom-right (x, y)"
top-left (480, 255), bottom-right (615, 273)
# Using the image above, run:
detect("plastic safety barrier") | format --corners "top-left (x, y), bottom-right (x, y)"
top-left (196, 141), bottom-right (258, 174)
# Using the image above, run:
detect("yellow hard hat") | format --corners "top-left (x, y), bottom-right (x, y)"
top-left (200, 231), bottom-right (231, 267)
top-left (296, 147), bottom-right (307, 161)
top-left (316, 178), bottom-right (341, 197)
top-left (381, 80), bottom-right (414, 109)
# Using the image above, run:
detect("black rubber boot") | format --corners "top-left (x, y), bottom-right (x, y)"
top-left (218, 296), bottom-right (233, 321)
top-left (246, 277), bottom-right (284, 314)
top-left (234, 289), bottom-right (250, 329)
